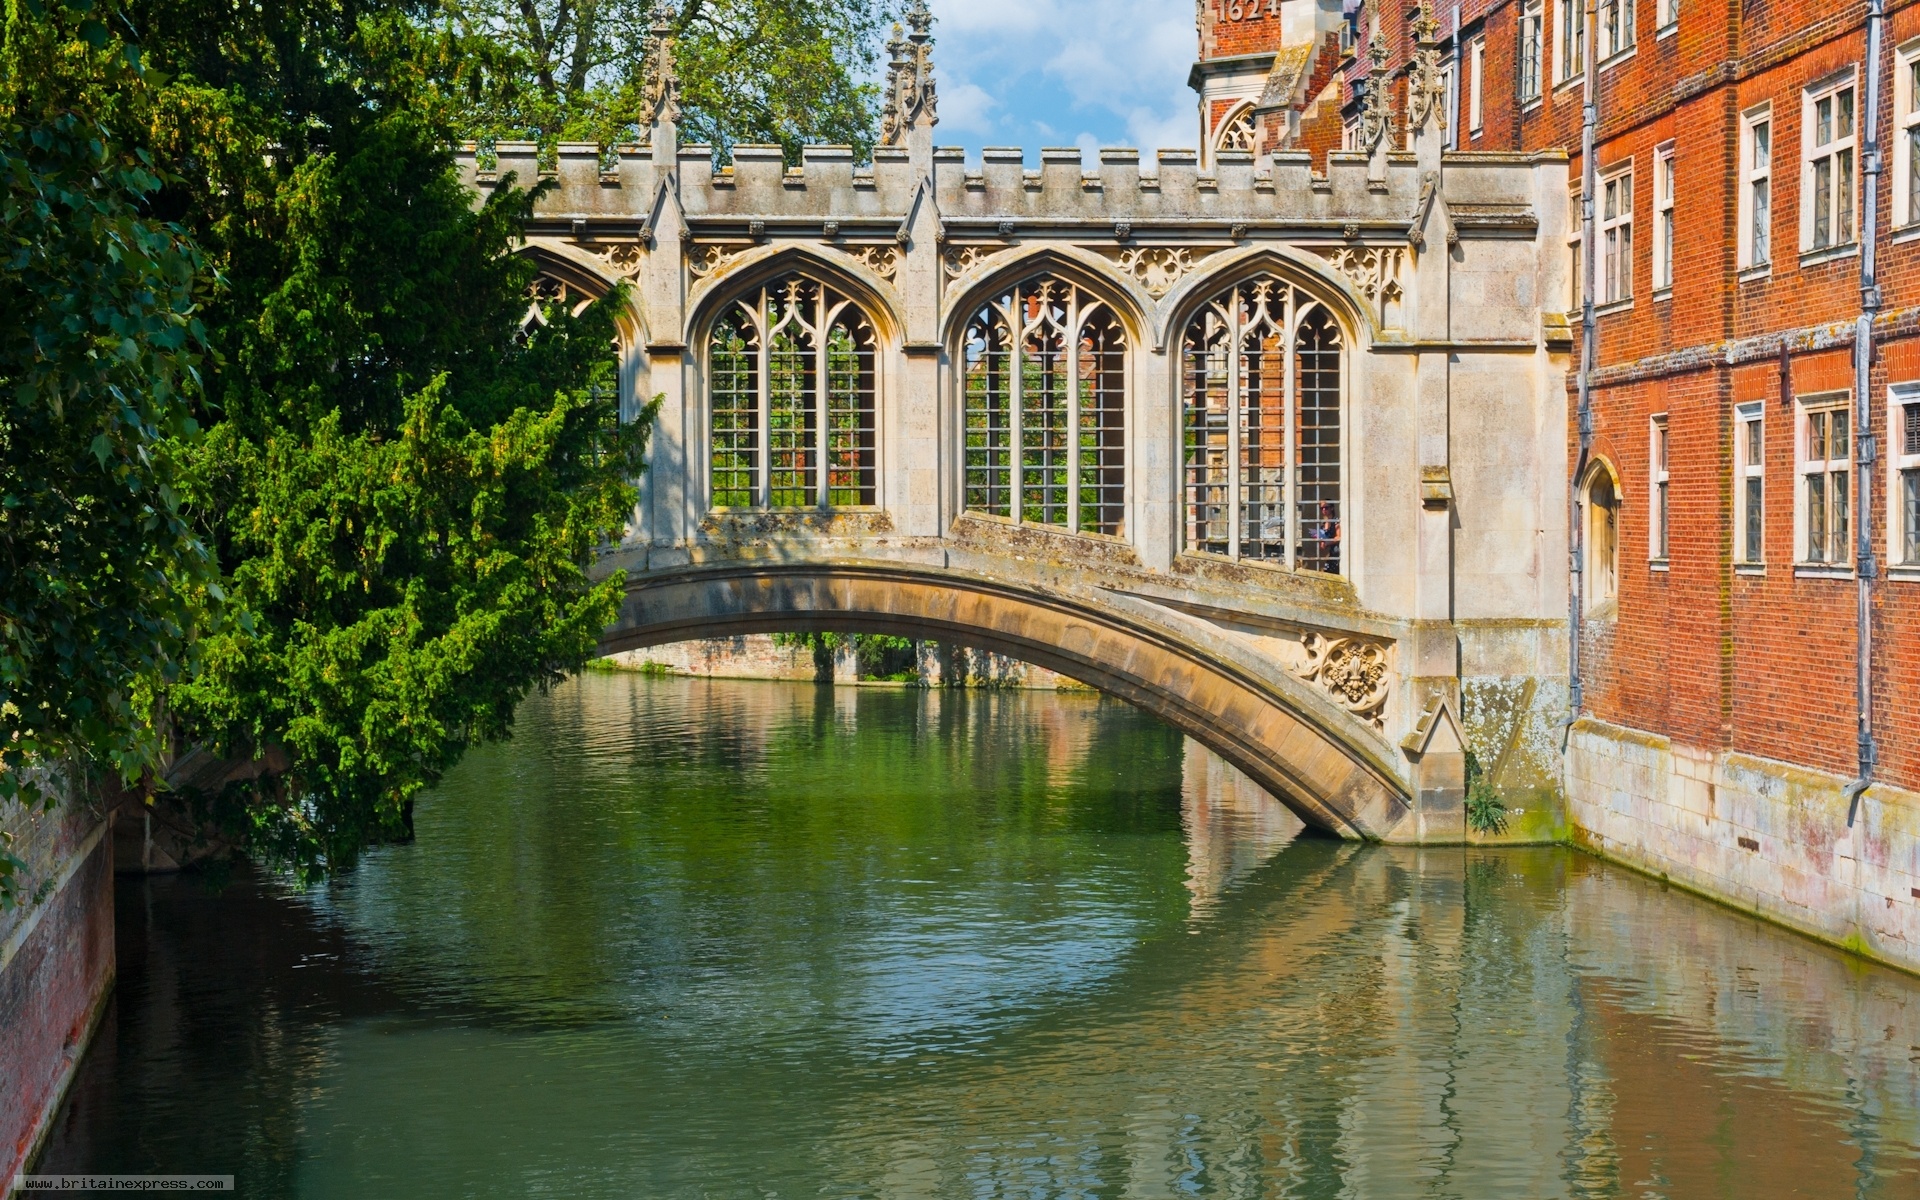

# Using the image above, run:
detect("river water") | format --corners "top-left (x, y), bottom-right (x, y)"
top-left (39, 674), bottom-right (1920, 1198)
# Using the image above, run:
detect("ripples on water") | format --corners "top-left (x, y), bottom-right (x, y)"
top-left (41, 673), bottom-right (1920, 1198)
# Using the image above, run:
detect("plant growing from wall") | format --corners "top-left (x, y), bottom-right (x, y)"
top-left (1463, 750), bottom-right (1509, 835)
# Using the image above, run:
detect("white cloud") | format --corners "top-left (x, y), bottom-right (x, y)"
top-left (927, 0), bottom-right (1198, 153)
top-left (938, 81), bottom-right (1000, 136)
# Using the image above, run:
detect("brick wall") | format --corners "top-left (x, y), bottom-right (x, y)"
top-left (0, 795), bottom-right (115, 1183)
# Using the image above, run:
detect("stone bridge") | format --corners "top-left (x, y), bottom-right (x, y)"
top-left (459, 7), bottom-right (1573, 843)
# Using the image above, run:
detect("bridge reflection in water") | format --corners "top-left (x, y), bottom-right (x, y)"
top-left (40, 675), bottom-right (1920, 1198)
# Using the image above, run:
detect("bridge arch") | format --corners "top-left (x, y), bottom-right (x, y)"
top-left (601, 562), bottom-right (1414, 840)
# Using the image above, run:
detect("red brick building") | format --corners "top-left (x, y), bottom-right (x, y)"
top-left (1193, 0), bottom-right (1918, 955)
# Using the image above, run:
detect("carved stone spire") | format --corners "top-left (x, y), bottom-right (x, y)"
top-left (1406, 0), bottom-right (1447, 135)
top-left (880, 0), bottom-right (938, 146)
top-left (1357, 23), bottom-right (1393, 155)
top-left (643, 1), bottom-right (680, 127)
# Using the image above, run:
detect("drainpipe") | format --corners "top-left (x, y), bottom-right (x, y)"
top-left (1569, 0), bottom-right (1598, 721)
top-left (1849, 0), bottom-right (1886, 823)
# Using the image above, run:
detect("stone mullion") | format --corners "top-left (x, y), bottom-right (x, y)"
top-left (1007, 295), bottom-right (1024, 525)
top-left (1227, 295), bottom-right (1243, 561)
top-left (1283, 288), bottom-right (1298, 571)
top-left (814, 291), bottom-right (831, 510)
top-left (755, 292), bottom-right (771, 509)
top-left (1068, 289), bottom-right (1082, 534)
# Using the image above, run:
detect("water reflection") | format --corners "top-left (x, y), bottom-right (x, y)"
top-left (40, 674), bottom-right (1920, 1198)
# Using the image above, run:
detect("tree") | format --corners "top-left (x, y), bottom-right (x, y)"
top-left (0, 0), bottom-right (216, 905)
top-left (113, 0), bottom-right (652, 880)
top-left (443, 0), bottom-right (899, 161)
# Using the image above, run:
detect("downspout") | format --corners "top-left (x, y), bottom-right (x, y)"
top-left (1849, 0), bottom-right (1886, 823)
top-left (1569, 0), bottom-right (1598, 722)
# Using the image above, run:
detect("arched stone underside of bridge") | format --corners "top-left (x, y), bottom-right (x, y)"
top-left (601, 563), bottom-right (1413, 841)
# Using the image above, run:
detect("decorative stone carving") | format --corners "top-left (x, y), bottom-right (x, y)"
top-left (880, 0), bottom-right (937, 145)
top-left (1290, 632), bottom-right (1391, 729)
top-left (1108, 246), bottom-right (1211, 298)
top-left (1406, 2), bottom-right (1447, 135)
top-left (1314, 245), bottom-right (1404, 319)
top-left (593, 241), bottom-right (645, 280)
top-left (941, 244), bottom-right (999, 281)
top-left (642, 2), bottom-right (680, 126)
top-left (846, 244), bottom-right (900, 282)
top-left (1358, 24), bottom-right (1393, 154)
top-left (1215, 107), bottom-right (1257, 155)
top-left (687, 243), bottom-right (753, 278)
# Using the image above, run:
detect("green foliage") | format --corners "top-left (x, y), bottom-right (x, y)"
top-left (0, 1), bottom-right (216, 858)
top-left (445, 0), bottom-right (900, 161)
top-left (108, 0), bottom-right (656, 881)
top-left (1463, 750), bottom-right (1509, 836)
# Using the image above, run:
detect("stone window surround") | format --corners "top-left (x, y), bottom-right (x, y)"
top-left (1597, 0), bottom-right (1636, 65)
top-left (1893, 39), bottom-right (1920, 229)
top-left (1599, 161), bottom-right (1634, 308)
top-left (1888, 384), bottom-right (1920, 576)
top-left (1468, 37), bottom-right (1485, 135)
top-left (1735, 401), bottom-right (1765, 570)
top-left (1795, 390), bottom-right (1854, 573)
top-left (1652, 141), bottom-right (1675, 296)
top-left (1800, 67), bottom-right (1860, 256)
top-left (1555, 0), bottom-right (1585, 86)
top-left (1518, 0), bottom-right (1544, 103)
top-left (1738, 103), bottom-right (1773, 271)
top-left (1649, 414), bottom-right (1670, 566)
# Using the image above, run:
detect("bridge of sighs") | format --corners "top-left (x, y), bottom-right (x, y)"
top-left (458, 8), bottom-right (1574, 842)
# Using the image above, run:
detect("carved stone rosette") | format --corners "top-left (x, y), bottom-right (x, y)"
top-left (846, 244), bottom-right (901, 283)
top-left (687, 243), bottom-right (753, 278)
top-left (1290, 632), bottom-right (1391, 729)
top-left (594, 241), bottom-right (645, 280)
top-left (941, 244), bottom-right (999, 282)
top-left (1106, 246), bottom-right (1215, 298)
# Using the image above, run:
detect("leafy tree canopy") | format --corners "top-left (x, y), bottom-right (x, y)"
top-left (0, 3), bottom-right (214, 810)
top-left (115, 0), bottom-right (650, 880)
top-left (444, 0), bottom-right (900, 161)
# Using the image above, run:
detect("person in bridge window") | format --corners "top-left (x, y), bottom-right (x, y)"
top-left (1305, 501), bottom-right (1342, 573)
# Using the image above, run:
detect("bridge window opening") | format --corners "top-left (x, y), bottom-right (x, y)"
top-left (708, 275), bottom-right (877, 509)
top-left (962, 278), bottom-right (1127, 536)
top-left (1181, 279), bottom-right (1344, 573)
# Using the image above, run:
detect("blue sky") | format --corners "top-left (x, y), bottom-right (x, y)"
top-left (921, 0), bottom-right (1202, 158)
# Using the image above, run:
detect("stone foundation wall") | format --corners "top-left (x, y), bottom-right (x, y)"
top-left (1567, 717), bottom-right (1920, 974)
top-left (0, 792), bottom-right (116, 1183)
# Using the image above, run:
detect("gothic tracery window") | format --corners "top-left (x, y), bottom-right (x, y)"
top-left (708, 274), bottom-right (877, 508)
top-left (962, 278), bottom-right (1127, 536)
top-left (1182, 277), bottom-right (1344, 573)
top-left (1215, 106), bottom-right (1257, 156)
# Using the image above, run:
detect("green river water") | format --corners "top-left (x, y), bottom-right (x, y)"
top-left (38, 673), bottom-right (1920, 1197)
